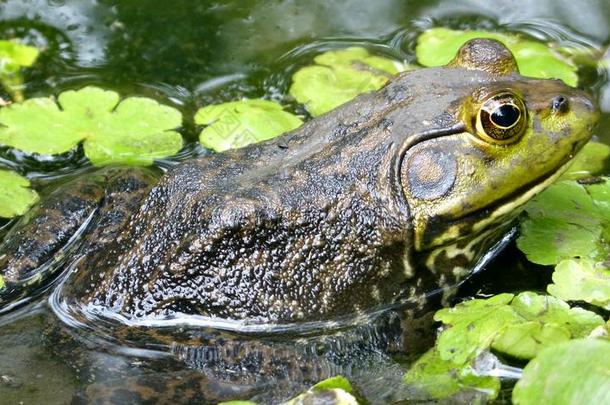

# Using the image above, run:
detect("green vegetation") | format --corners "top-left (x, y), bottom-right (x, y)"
top-left (0, 40), bottom-right (39, 102)
top-left (416, 28), bottom-right (578, 86)
top-left (513, 339), bottom-right (610, 404)
top-left (0, 169), bottom-right (39, 218)
top-left (0, 86), bottom-right (183, 166)
top-left (289, 47), bottom-right (412, 116)
top-left (195, 99), bottom-right (303, 152)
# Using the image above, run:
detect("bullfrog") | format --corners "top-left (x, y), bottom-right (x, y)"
top-left (0, 38), bottom-right (599, 402)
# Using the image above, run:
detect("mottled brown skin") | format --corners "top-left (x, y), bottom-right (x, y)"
top-left (0, 39), bottom-right (596, 329)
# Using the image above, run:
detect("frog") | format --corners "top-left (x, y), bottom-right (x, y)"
top-left (0, 39), bottom-right (599, 402)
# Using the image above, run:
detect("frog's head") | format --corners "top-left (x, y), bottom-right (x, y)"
top-left (398, 39), bottom-right (598, 252)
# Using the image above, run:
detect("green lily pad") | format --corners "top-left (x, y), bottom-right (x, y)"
top-left (518, 178), bottom-right (610, 310)
top-left (0, 169), bottom-right (39, 218)
top-left (548, 259), bottom-right (610, 311)
top-left (289, 47), bottom-right (412, 116)
top-left (435, 292), bottom-right (603, 363)
top-left (404, 348), bottom-right (500, 401)
top-left (559, 142), bottom-right (610, 181)
top-left (0, 86), bottom-right (183, 166)
top-left (517, 181), bottom-right (604, 265)
top-left (434, 293), bottom-right (520, 364)
top-left (195, 99), bottom-right (303, 152)
top-left (0, 40), bottom-right (40, 102)
top-left (491, 292), bottom-right (604, 359)
top-left (512, 339), bottom-right (610, 405)
top-left (416, 28), bottom-right (578, 86)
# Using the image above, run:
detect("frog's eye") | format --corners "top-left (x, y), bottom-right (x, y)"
top-left (476, 92), bottom-right (527, 144)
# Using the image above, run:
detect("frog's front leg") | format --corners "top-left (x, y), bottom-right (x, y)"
top-left (0, 168), bottom-right (156, 310)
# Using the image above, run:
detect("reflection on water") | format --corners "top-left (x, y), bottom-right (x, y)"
top-left (1, 0), bottom-right (609, 403)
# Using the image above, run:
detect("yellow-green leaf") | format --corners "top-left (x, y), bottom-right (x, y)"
top-left (195, 99), bottom-right (303, 152)
top-left (290, 47), bottom-right (412, 116)
top-left (416, 28), bottom-right (578, 86)
top-left (0, 169), bottom-right (39, 218)
top-left (0, 86), bottom-right (183, 166)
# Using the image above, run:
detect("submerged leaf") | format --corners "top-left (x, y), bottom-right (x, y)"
top-left (512, 339), bottom-right (610, 405)
top-left (0, 40), bottom-right (40, 102)
top-left (290, 47), bottom-right (412, 116)
top-left (195, 99), bottom-right (303, 152)
top-left (0, 169), bottom-right (39, 218)
top-left (0, 86), bottom-right (183, 165)
top-left (404, 348), bottom-right (500, 401)
top-left (416, 28), bottom-right (578, 86)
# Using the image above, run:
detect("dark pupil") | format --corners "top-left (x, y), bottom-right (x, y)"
top-left (491, 104), bottom-right (520, 128)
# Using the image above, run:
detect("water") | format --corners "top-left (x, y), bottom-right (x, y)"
top-left (0, 0), bottom-right (609, 403)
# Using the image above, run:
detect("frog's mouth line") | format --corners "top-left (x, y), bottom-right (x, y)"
top-left (432, 154), bottom-right (578, 251)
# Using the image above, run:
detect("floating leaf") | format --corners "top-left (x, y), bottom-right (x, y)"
top-left (0, 86), bottom-right (183, 166)
top-left (0, 169), bottom-right (39, 218)
top-left (512, 339), bottom-right (610, 405)
top-left (548, 259), bottom-right (610, 310)
top-left (434, 293), bottom-right (520, 364)
top-left (560, 142), bottom-right (610, 180)
top-left (289, 47), bottom-right (412, 116)
top-left (195, 99), bottom-right (303, 152)
top-left (404, 348), bottom-right (500, 401)
top-left (491, 292), bottom-right (604, 359)
top-left (435, 292), bottom-right (603, 363)
top-left (517, 181), bottom-right (603, 265)
top-left (416, 28), bottom-right (578, 86)
top-left (0, 40), bottom-right (40, 102)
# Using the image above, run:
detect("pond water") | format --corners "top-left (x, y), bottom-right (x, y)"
top-left (0, 0), bottom-right (609, 403)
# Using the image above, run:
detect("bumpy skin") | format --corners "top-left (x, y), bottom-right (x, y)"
top-left (0, 39), bottom-right (597, 328)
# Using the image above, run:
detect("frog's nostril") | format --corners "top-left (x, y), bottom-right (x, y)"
top-left (551, 95), bottom-right (569, 114)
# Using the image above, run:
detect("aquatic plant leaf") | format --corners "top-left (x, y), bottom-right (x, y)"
top-left (548, 259), bottom-right (610, 310)
top-left (283, 375), bottom-right (358, 405)
top-left (559, 142), bottom-right (610, 180)
top-left (517, 181), bottom-right (603, 265)
top-left (491, 292), bottom-right (604, 359)
top-left (404, 348), bottom-right (500, 400)
top-left (512, 339), bottom-right (610, 405)
top-left (195, 99), bottom-right (303, 152)
top-left (0, 40), bottom-right (40, 102)
top-left (0, 86), bottom-right (183, 165)
top-left (416, 28), bottom-right (578, 86)
top-left (312, 375), bottom-right (354, 394)
top-left (289, 47), bottom-right (412, 116)
top-left (0, 169), bottom-right (38, 218)
top-left (434, 293), bottom-right (520, 364)
top-left (434, 292), bottom-right (603, 363)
